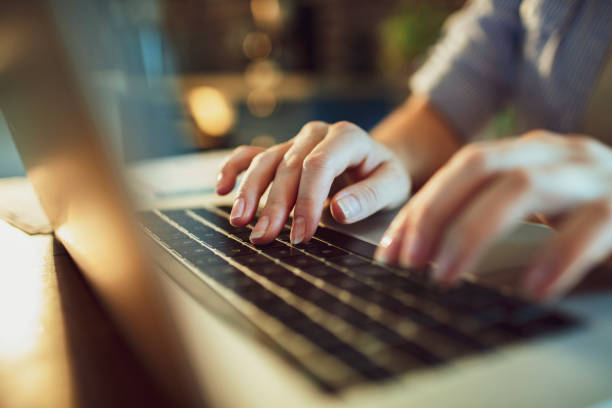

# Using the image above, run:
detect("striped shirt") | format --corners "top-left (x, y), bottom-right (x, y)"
top-left (411, 0), bottom-right (612, 140)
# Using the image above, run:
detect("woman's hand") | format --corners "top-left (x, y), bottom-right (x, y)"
top-left (375, 131), bottom-right (612, 300)
top-left (217, 121), bottom-right (410, 245)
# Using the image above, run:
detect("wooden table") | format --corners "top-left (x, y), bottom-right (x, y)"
top-left (0, 219), bottom-right (172, 408)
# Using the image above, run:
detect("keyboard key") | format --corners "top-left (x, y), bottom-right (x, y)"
top-left (232, 253), bottom-right (271, 267)
top-left (229, 229), bottom-right (254, 241)
top-left (352, 264), bottom-right (393, 277)
top-left (281, 254), bottom-right (322, 269)
top-left (204, 264), bottom-right (243, 284)
top-left (260, 245), bottom-right (301, 258)
top-left (303, 265), bottom-right (345, 280)
top-left (141, 207), bottom-right (580, 390)
top-left (326, 274), bottom-right (367, 291)
top-left (248, 263), bottom-right (290, 278)
top-left (240, 284), bottom-right (279, 308)
top-left (328, 254), bottom-right (368, 268)
top-left (305, 245), bottom-right (346, 258)
top-left (283, 317), bottom-right (389, 378)
top-left (313, 226), bottom-right (377, 258)
top-left (290, 286), bottom-right (340, 309)
top-left (253, 239), bottom-right (286, 249)
top-left (190, 253), bottom-right (228, 268)
top-left (294, 239), bottom-right (331, 251)
top-left (275, 231), bottom-right (292, 243)
top-left (257, 299), bottom-right (305, 320)
top-left (266, 273), bottom-right (302, 289)
top-left (223, 245), bottom-right (255, 258)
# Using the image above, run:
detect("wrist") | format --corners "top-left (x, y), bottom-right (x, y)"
top-left (372, 95), bottom-right (462, 188)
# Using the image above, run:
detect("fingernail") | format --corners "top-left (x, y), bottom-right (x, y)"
top-left (216, 172), bottom-right (223, 187)
top-left (230, 198), bottom-right (245, 221)
top-left (250, 216), bottom-right (269, 240)
top-left (380, 235), bottom-right (393, 249)
top-left (291, 216), bottom-right (305, 245)
top-left (337, 195), bottom-right (361, 221)
top-left (375, 235), bottom-right (393, 263)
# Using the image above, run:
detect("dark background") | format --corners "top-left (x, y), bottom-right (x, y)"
top-left (0, 0), bottom-right (465, 174)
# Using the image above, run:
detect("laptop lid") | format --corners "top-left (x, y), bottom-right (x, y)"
top-left (0, 1), bottom-right (202, 405)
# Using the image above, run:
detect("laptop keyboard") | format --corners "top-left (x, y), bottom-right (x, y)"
top-left (140, 206), bottom-right (579, 390)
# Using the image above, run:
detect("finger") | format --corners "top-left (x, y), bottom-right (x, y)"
top-left (329, 159), bottom-right (410, 224)
top-left (429, 169), bottom-right (535, 284)
top-left (291, 122), bottom-right (380, 244)
top-left (217, 145), bottom-right (265, 195)
top-left (396, 135), bottom-right (593, 267)
top-left (374, 204), bottom-right (411, 265)
top-left (230, 142), bottom-right (291, 226)
top-left (250, 122), bottom-right (328, 244)
top-left (523, 199), bottom-right (612, 300)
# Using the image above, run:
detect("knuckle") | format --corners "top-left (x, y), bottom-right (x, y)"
top-left (330, 120), bottom-right (358, 133)
top-left (235, 178), bottom-right (259, 199)
top-left (301, 121), bottom-right (328, 135)
top-left (249, 151), bottom-right (268, 168)
top-left (298, 195), bottom-right (318, 206)
top-left (279, 151), bottom-right (303, 172)
top-left (262, 200), bottom-right (288, 216)
top-left (233, 185), bottom-right (248, 199)
top-left (252, 146), bottom-right (280, 166)
top-left (223, 145), bottom-right (252, 169)
top-left (303, 151), bottom-right (332, 172)
top-left (355, 183), bottom-right (381, 208)
top-left (566, 136), bottom-right (603, 160)
top-left (456, 144), bottom-right (488, 173)
top-left (234, 145), bottom-right (254, 156)
top-left (522, 129), bottom-right (551, 140)
top-left (294, 195), bottom-right (319, 214)
top-left (566, 136), bottom-right (591, 151)
top-left (267, 141), bottom-right (289, 154)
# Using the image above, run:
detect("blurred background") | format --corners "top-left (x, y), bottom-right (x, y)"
top-left (0, 0), bottom-right (468, 177)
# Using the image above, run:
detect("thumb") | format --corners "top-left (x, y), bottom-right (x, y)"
top-left (330, 162), bottom-right (410, 224)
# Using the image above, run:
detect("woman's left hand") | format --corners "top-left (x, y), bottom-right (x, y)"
top-left (374, 130), bottom-right (612, 300)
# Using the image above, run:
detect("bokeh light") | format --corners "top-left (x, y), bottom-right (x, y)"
top-left (187, 86), bottom-right (236, 137)
top-left (242, 32), bottom-right (272, 60)
top-left (247, 89), bottom-right (277, 117)
top-left (250, 0), bottom-right (282, 29)
top-left (244, 60), bottom-right (283, 89)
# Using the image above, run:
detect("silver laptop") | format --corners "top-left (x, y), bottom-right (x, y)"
top-left (2, 1), bottom-right (612, 407)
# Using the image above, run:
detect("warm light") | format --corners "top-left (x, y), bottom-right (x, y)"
top-left (0, 238), bottom-right (45, 360)
top-left (250, 0), bottom-right (281, 28)
top-left (242, 32), bottom-right (272, 60)
top-left (187, 86), bottom-right (236, 137)
top-left (244, 60), bottom-right (283, 89)
top-left (247, 89), bottom-right (277, 117)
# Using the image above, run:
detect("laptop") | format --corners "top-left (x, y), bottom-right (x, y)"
top-left (2, 1), bottom-right (612, 407)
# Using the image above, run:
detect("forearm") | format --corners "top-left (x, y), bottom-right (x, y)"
top-left (371, 94), bottom-right (462, 188)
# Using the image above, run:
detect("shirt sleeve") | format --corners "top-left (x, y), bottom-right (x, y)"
top-left (410, 0), bottom-right (522, 139)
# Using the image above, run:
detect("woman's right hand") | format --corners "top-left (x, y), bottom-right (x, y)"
top-left (216, 121), bottom-right (411, 245)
